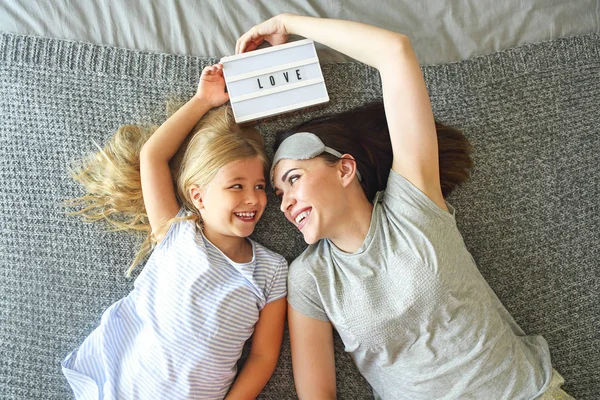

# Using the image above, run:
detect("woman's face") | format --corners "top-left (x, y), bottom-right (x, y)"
top-left (273, 157), bottom-right (342, 244)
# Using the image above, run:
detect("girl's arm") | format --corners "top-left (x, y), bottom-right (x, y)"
top-left (140, 64), bottom-right (230, 240)
top-left (225, 297), bottom-right (287, 400)
top-left (237, 15), bottom-right (446, 210)
top-left (287, 305), bottom-right (336, 400)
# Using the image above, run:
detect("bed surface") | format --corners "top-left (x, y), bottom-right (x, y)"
top-left (1, 1), bottom-right (599, 400)
top-left (2, 0), bottom-right (599, 65)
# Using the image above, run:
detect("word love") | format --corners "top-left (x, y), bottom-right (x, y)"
top-left (220, 39), bottom-right (328, 123)
top-left (257, 69), bottom-right (303, 89)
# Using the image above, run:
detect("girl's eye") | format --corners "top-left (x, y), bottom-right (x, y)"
top-left (230, 184), bottom-right (242, 189)
top-left (255, 184), bottom-right (265, 190)
top-left (288, 174), bottom-right (300, 186)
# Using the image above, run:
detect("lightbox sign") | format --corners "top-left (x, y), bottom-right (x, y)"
top-left (220, 39), bottom-right (329, 123)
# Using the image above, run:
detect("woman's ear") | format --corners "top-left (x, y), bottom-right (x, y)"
top-left (190, 185), bottom-right (204, 210)
top-left (338, 154), bottom-right (358, 188)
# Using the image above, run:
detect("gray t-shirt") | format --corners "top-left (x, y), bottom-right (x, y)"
top-left (288, 170), bottom-right (553, 400)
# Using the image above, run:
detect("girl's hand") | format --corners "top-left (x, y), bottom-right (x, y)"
top-left (236, 14), bottom-right (292, 54)
top-left (195, 64), bottom-right (229, 108)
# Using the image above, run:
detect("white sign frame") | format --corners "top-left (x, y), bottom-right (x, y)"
top-left (220, 39), bottom-right (329, 123)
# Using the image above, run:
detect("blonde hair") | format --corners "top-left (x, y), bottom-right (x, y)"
top-left (67, 105), bottom-right (268, 275)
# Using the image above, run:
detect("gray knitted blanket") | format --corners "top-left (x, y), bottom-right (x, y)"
top-left (0, 33), bottom-right (598, 399)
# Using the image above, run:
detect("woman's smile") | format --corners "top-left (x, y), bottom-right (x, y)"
top-left (292, 207), bottom-right (312, 230)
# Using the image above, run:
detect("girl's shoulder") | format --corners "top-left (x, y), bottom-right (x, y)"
top-left (153, 208), bottom-right (202, 253)
top-left (249, 238), bottom-right (287, 267)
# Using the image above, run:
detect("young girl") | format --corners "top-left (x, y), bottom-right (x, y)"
top-left (237, 14), bottom-right (572, 400)
top-left (62, 64), bottom-right (288, 399)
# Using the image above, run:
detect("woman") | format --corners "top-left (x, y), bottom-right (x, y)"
top-left (237, 13), bottom-right (572, 400)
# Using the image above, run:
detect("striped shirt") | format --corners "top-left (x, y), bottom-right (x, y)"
top-left (62, 210), bottom-right (288, 399)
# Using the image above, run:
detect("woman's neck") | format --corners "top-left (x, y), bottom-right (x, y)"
top-left (202, 229), bottom-right (253, 263)
top-left (328, 193), bottom-right (374, 254)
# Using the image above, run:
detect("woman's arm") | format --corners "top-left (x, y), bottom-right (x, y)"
top-left (237, 15), bottom-right (446, 210)
top-left (139, 64), bottom-right (230, 240)
top-left (287, 305), bottom-right (336, 400)
top-left (225, 297), bottom-right (287, 400)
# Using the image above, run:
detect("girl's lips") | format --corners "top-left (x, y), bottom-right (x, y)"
top-left (234, 211), bottom-right (257, 222)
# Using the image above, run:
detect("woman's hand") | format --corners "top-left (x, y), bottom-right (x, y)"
top-left (236, 13), bottom-right (292, 54)
top-left (195, 64), bottom-right (229, 108)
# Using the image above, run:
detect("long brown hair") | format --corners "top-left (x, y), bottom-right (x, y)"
top-left (274, 102), bottom-right (473, 201)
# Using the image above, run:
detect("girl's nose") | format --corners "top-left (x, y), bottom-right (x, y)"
top-left (245, 188), bottom-right (258, 204)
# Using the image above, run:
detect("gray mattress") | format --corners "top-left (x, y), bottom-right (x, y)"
top-left (1, 30), bottom-right (599, 399)
top-left (1, 0), bottom-right (599, 65)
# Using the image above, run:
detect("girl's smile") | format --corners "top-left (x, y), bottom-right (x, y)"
top-left (195, 156), bottom-right (267, 249)
top-left (234, 211), bottom-right (258, 221)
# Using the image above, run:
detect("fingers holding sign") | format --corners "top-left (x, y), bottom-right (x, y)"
top-left (195, 64), bottom-right (229, 108)
top-left (236, 14), bottom-right (292, 54)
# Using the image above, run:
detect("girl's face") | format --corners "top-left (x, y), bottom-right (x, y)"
top-left (194, 156), bottom-right (267, 246)
top-left (273, 157), bottom-right (342, 244)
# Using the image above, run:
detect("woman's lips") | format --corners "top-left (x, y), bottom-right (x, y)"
top-left (293, 208), bottom-right (312, 230)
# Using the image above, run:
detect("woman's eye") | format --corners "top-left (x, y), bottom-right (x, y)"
top-left (288, 174), bottom-right (300, 186)
top-left (230, 184), bottom-right (242, 189)
top-left (255, 184), bottom-right (265, 190)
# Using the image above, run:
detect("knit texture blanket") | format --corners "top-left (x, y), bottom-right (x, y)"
top-left (0, 32), bottom-right (598, 399)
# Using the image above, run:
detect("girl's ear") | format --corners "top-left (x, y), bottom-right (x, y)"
top-left (190, 185), bottom-right (204, 210)
top-left (338, 154), bottom-right (358, 188)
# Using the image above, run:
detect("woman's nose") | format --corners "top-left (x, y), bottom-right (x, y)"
top-left (280, 192), bottom-right (295, 213)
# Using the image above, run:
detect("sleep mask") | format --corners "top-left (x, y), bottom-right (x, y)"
top-left (270, 132), bottom-right (362, 185)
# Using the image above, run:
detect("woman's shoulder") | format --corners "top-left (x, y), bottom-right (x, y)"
top-left (289, 242), bottom-right (328, 274)
top-left (382, 169), bottom-right (456, 224)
